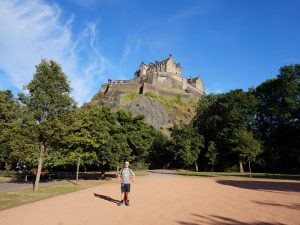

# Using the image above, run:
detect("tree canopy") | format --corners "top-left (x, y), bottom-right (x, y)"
top-left (0, 61), bottom-right (299, 176)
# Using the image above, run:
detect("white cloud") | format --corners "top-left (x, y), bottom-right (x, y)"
top-left (0, 0), bottom-right (110, 105)
top-left (168, 3), bottom-right (212, 23)
top-left (120, 35), bottom-right (142, 64)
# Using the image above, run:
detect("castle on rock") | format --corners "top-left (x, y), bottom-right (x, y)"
top-left (100, 54), bottom-right (205, 102)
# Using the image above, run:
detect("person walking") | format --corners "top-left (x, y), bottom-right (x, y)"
top-left (118, 161), bottom-right (135, 206)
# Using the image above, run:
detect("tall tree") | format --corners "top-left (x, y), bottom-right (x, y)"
top-left (205, 141), bottom-right (218, 172)
top-left (232, 129), bottom-right (262, 178)
top-left (0, 90), bottom-right (37, 170)
top-left (194, 90), bottom-right (258, 171)
top-left (171, 126), bottom-right (204, 171)
top-left (0, 90), bottom-right (20, 166)
top-left (19, 59), bottom-right (75, 191)
top-left (116, 111), bottom-right (155, 164)
top-left (148, 130), bottom-right (172, 169)
top-left (256, 64), bottom-right (300, 172)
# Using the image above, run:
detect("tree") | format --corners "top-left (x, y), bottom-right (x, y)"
top-left (65, 109), bottom-right (99, 183)
top-left (205, 141), bottom-right (218, 172)
top-left (148, 130), bottom-right (172, 169)
top-left (194, 90), bottom-right (258, 171)
top-left (256, 64), bottom-right (300, 172)
top-left (171, 126), bottom-right (204, 171)
top-left (0, 90), bottom-right (20, 166)
top-left (117, 111), bottom-right (155, 164)
top-left (0, 90), bottom-right (38, 172)
top-left (19, 59), bottom-right (75, 191)
top-left (232, 129), bottom-right (262, 178)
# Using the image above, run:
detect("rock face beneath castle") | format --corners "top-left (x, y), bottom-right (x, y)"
top-left (93, 55), bottom-right (205, 133)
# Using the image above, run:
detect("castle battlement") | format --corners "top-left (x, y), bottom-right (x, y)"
top-left (100, 55), bottom-right (204, 100)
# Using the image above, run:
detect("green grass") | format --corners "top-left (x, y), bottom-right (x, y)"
top-left (144, 92), bottom-right (183, 107)
top-left (120, 91), bottom-right (139, 105)
top-left (144, 91), bottom-right (158, 98)
top-left (0, 170), bottom-right (148, 211)
top-left (178, 170), bottom-right (300, 181)
top-left (0, 179), bottom-right (108, 211)
top-left (134, 170), bottom-right (149, 176)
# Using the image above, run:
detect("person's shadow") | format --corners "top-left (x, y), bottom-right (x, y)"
top-left (93, 193), bottom-right (120, 205)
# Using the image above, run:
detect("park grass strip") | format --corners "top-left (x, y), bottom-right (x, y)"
top-left (0, 170), bottom-right (148, 211)
top-left (0, 180), bottom-right (108, 211)
top-left (177, 170), bottom-right (300, 181)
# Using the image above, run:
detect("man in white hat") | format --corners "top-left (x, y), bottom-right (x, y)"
top-left (118, 161), bottom-right (135, 206)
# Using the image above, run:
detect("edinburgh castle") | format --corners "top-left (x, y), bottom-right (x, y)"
top-left (100, 54), bottom-right (205, 104)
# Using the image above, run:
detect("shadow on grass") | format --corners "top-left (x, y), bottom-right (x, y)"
top-left (93, 193), bottom-right (120, 205)
top-left (216, 180), bottom-right (300, 192)
top-left (176, 214), bottom-right (285, 225)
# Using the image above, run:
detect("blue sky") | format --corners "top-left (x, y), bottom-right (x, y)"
top-left (0, 0), bottom-right (299, 105)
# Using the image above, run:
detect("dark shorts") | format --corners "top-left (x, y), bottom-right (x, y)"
top-left (121, 183), bottom-right (131, 193)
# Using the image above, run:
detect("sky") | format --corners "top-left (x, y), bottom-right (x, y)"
top-left (0, 0), bottom-right (299, 105)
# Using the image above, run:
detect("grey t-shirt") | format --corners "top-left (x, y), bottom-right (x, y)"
top-left (119, 168), bottom-right (135, 184)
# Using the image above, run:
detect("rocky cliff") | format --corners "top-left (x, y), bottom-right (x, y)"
top-left (90, 91), bottom-right (198, 134)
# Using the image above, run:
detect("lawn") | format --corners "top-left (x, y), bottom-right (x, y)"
top-left (0, 170), bottom-right (148, 211)
top-left (0, 180), bottom-right (109, 211)
top-left (177, 170), bottom-right (300, 180)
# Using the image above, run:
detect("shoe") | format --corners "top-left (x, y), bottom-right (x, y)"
top-left (125, 200), bottom-right (130, 206)
top-left (118, 201), bottom-right (124, 206)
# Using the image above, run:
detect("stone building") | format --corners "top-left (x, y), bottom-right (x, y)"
top-left (100, 54), bottom-right (205, 103)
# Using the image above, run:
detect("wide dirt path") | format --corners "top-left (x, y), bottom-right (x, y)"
top-left (0, 173), bottom-right (299, 225)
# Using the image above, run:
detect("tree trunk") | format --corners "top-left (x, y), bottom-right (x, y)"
top-left (211, 165), bottom-right (214, 172)
top-left (34, 143), bottom-right (45, 191)
top-left (116, 165), bottom-right (119, 178)
top-left (248, 161), bottom-right (252, 179)
top-left (100, 170), bottom-right (105, 180)
top-left (195, 162), bottom-right (198, 172)
top-left (239, 160), bottom-right (244, 173)
top-left (76, 156), bottom-right (80, 184)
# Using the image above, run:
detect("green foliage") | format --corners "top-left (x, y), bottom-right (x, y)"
top-left (120, 92), bottom-right (139, 105)
top-left (187, 97), bottom-right (198, 105)
top-left (144, 91), bottom-right (158, 98)
top-left (126, 91), bottom-right (139, 100)
top-left (1, 61), bottom-right (299, 175)
top-left (19, 59), bottom-right (76, 146)
top-left (148, 131), bottom-right (172, 169)
top-left (194, 89), bottom-right (258, 171)
top-left (205, 141), bottom-right (218, 171)
top-left (171, 126), bottom-right (204, 169)
top-left (0, 90), bottom-right (38, 167)
top-left (18, 59), bottom-right (76, 190)
top-left (144, 92), bottom-right (182, 107)
top-left (255, 64), bottom-right (300, 172)
top-left (116, 110), bottom-right (155, 163)
top-left (232, 129), bottom-right (262, 162)
top-left (90, 91), bottom-right (103, 103)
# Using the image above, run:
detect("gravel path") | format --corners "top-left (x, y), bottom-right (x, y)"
top-left (0, 173), bottom-right (299, 225)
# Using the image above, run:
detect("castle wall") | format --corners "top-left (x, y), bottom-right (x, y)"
top-left (101, 81), bottom-right (141, 97)
top-left (166, 58), bottom-right (181, 76)
top-left (100, 84), bottom-right (109, 94)
top-left (142, 83), bottom-right (194, 100)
